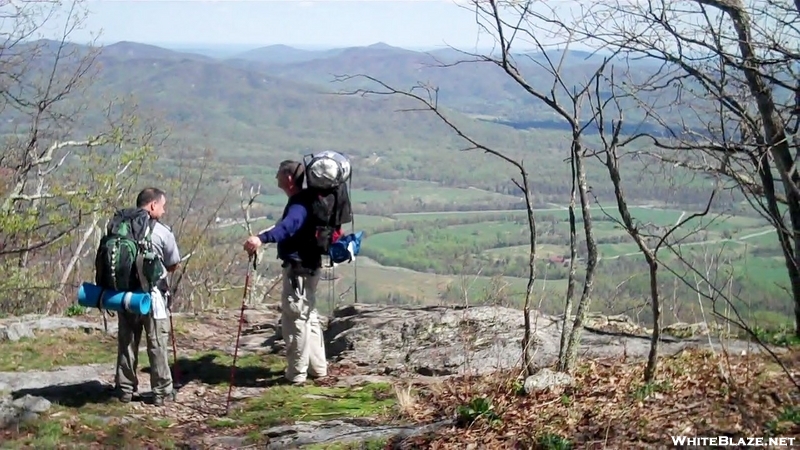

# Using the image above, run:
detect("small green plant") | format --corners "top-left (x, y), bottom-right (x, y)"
top-left (64, 305), bottom-right (87, 317)
top-left (512, 378), bottom-right (525, 396)
top-left (456, 396), bottom-right (501, 427)
top-left (537, 433), bottom-right (573, 450)
top-left (765, 405), bottom-right (800, 435)
top-left (750, 326), bottom-right (800, 347)
top-left (631, 380), bottom-right (672, 401)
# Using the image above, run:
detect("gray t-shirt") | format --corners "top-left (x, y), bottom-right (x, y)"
top-left (150, 221), bottom-right (181, 272)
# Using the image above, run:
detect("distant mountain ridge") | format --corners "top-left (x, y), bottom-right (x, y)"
top-left (55, 40), bottom-right (545, 166)
top-left (4, 38), bottom-right (719, 207)
top-left (217, 41), bottom-right (640, 121)
top-left (70, 40), bottom-right (652, 123)
top-left (11, 39), bottom-right (689, 132)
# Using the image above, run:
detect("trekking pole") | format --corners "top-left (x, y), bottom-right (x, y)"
top-left (167, 252), bottom-right (194, 394)
top-left (226, 252), bottom-right (257, 416)
top-left (168, 308), bottom-right (181, 391)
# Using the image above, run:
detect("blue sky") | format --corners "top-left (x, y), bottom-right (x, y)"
top-left (64, 0), bottom-right (579, 51)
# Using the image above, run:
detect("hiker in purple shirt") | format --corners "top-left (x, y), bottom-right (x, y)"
top-left (243, 160), bottom-right (327, 384)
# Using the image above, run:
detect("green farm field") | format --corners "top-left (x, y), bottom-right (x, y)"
top-left (228, 243), bottom-right (568, 317)
top-left (244, 180), bottom-right (523, 217)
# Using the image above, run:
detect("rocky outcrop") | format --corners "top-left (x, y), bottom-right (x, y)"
top-left (584, 312), bottom-right (649, 336)
top-left (0, 304), bottom-right (780, 449)
top-left (584, 313), bottom-right (723, 339)
top-left (321, 303), bottom-right (770, 376)
top-left (0, 316), bottom-right (117, 342)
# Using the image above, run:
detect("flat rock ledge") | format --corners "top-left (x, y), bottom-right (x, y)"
top-left (321, 303), bottom-right (776, 376)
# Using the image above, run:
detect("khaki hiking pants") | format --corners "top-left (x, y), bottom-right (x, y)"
top-left (281, 264), bottom-right (327, 383)
top-left (115, 309), bottom-right (173, 398)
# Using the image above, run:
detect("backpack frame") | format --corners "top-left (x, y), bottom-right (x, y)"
top-left (302, 152), bottom-right (354, 260)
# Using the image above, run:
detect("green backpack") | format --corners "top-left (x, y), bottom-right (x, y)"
top-left (94, 207), bottom-right (164, 293)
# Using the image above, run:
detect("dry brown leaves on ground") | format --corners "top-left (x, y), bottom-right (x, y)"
top-left (396, 348), bottom-right (800, 449)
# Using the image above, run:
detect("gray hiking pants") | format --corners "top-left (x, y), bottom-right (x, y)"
top-left (115, 309), bottom-right (173, 397)
top-left (281, 264), bottom-right (327, 383)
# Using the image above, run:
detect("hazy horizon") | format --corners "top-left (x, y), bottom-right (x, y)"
top-left (125, 41), bottom-right (476, 53)
top-left (89, 39), bottom-right (493, 52)
top-left (19, 0), bottom-right (594, 54)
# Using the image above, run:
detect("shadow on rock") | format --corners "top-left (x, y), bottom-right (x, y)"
top-left (255, 334), bottom-right (284, 353)
top-left (146, 353), bottom-right (285, 389)
top-left (11, 380), bottom-right (116, 407)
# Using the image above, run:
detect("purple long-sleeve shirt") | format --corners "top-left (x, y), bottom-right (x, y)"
top-left (258, 203), bottom-right (308, 244)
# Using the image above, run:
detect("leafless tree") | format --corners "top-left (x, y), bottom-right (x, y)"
top-left (587, 68), bottom-right (718, 381)
top-left (660, 239), bottom-right (800, 392)
top-left (581, 0), bottom-right (800, 336)
top-left (450, 0), bottom-right (615, 374)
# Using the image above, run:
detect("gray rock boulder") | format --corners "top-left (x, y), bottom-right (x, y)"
top-left (0, 393), bottom-right (52, 427)
top-left (523, 368), bottom-right (573, 394)
top-left (0, 323), bottom-right (35, 342)
top-left (0, 316), bottom-right (117, 342)
top-left (663, 321), bottom-right (717, 338)
top-left (325, 303), bottom-right (558, 376)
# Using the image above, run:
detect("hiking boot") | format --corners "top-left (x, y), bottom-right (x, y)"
top-left (152, 392), bottom-right (176, 406)
top-left (284, 377), bottom-right (309, 387)
top-left (113, 384), bottom-right (137, 403)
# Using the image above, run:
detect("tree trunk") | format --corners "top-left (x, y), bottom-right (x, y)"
top-left (519, 167), bottom-right (538, 376)
top-left (603, 129), bottom-right (662, 382)
top-left (715, 0), bottom-right (800, 336)
top-left (562, 141), bottom-right (599, 372)
top-left (644, 260), bottom-right (661, 382)
top-left (19, 176), bottom-right (45, 269)
top-left (558, 148), bottom-right (579, 370)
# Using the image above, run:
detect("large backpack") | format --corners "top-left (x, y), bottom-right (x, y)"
top-left (302, 151), bottom-right (354, 260)
top-left (94, 208), bottom-right (164, 293)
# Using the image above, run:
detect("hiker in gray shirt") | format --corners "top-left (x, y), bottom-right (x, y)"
top-left (114, 187), bottom-right (182, 406)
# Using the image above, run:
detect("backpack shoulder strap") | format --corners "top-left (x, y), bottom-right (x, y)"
top-left (134, 217), bottom-right (160, 292)
top-left (126, 209), bottom-right (153, 242)
top-left (146, 218), bottom-right (157, 237)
